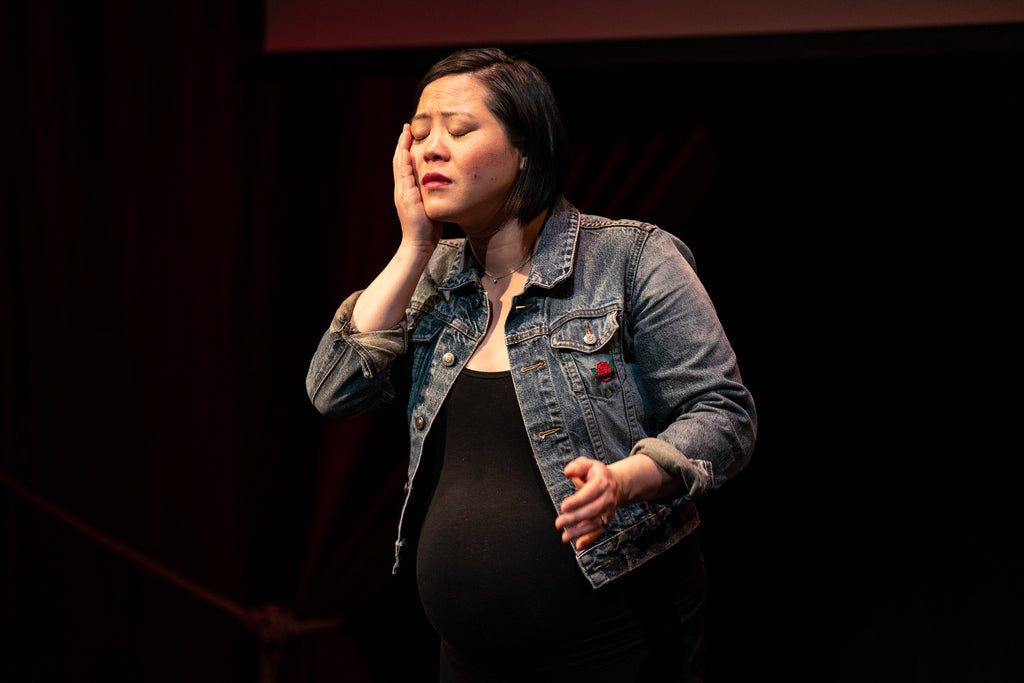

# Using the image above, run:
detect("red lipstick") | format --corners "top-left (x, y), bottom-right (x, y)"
top-left (421, 172), bottom-right (452, 188)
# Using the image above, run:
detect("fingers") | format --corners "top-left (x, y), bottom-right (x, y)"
top-left (558, 517), bottom-right (608, 550)
top-left (393, 124), bottom-right (417, 188)
top-left (556, 496), bottom-right (613, 536)
top-left (562, 456), bottom-right (592, 480)
top-left (555, 457), bottom-right (621, 550)
top-left (392, 125), bottom-right (440, 245)
top-left (571, 526), bottom-right (606, 551)
top-left (559, 458), bottom-right (613, 514)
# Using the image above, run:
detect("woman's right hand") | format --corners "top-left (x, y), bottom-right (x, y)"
top-left (349, 126), bottom-right (441, 332)
top-left (393, 124), bottom-right (442, 249)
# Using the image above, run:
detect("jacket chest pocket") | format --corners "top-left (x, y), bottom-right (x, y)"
top-left (550, 310), bottom-right (623, 399)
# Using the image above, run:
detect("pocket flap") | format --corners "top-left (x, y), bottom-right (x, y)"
top-left (550, 310), bottom-right (620, 353)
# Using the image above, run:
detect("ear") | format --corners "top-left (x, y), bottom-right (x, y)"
top-left (519, 156), bottom-right (528, 170)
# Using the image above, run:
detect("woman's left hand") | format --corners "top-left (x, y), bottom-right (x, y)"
top-left (555, 457), bottom-right (622, 550)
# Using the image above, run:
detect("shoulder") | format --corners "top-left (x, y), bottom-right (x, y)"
top-left (409, 238), bottom-right (467, 315)
top-left (422, 238), bottom-right (465, 281)
top-left (576, 213), bottom-right (696, 270)
top-left (578, 213), bottom-right (655, 234)
top-left (432, 237), bottom-right (464, 259)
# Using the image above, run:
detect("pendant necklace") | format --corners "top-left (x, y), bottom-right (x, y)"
top-left (482, 250), bottom-right (533, 284)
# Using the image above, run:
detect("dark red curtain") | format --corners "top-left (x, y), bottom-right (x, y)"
top-left (0, 2), bottom-right (399, 680)
top-left (4, 2), bottom-right (1022, 681)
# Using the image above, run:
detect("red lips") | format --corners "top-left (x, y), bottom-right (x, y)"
top-left (421, 172), bottom-right (452, 187)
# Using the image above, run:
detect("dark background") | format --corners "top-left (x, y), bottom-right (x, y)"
top-left (3, 3), bottom-right (1021, 681)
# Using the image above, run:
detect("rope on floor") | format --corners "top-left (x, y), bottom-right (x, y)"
top-left (0, 469), bottom-right (342, 682)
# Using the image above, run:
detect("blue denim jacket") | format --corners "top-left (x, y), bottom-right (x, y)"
top-left (306, 200), bottom-right (756, 588)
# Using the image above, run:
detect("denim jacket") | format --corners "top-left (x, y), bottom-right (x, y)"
top-left (306, 200), bottom-right (756, 589)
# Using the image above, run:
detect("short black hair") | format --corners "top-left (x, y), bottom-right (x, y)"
top-left (415, 48), bottom-right (571, 223)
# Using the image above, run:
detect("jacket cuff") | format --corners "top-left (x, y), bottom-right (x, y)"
top-left (329, 290), bottom-right (364, 334)
top-left (629, 437), bottom-right (714, 500)
top-left (327, 289), bottom-right (407, 378)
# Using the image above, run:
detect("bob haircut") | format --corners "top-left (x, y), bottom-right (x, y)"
top-left (414, 48), bottom-right (572, 224)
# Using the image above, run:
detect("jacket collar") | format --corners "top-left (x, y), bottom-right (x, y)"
top-left (437, 198), bottom-right (580, 294)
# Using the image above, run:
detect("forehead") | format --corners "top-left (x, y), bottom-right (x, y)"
top-left (415, 73), bottom-right (492, 115)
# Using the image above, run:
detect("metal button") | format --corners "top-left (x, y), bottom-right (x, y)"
top-left (441, 352), bottom-right (455, 366)
top-left (583, 332), bottom-right (597, 345)
top-left (414, 415), bottom-right (425, 430)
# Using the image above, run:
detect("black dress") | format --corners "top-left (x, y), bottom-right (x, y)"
top-left (415, 369), bottom-right (707, 682)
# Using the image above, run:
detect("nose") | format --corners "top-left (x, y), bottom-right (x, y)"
top-left (422, 130), bottom-right (449, 162)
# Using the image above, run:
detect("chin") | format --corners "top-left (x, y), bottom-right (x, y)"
top-left (424, 210), bottom-right (456, 225)
top-left (423, 202), bottom-right (461, 225)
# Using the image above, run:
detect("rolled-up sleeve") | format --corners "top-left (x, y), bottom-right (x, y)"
top-left (305, 290), bottom-right (409, 418)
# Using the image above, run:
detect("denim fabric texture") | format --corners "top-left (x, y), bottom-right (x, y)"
top-left (306, 200), bottom-right (756, 588)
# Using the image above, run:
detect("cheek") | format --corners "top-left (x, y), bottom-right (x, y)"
top-left (477, 150), bottom-right (518, 183)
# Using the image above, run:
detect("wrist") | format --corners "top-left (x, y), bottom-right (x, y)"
top-left (396, 238), bottom-right (437, 261)
top-left (608, 453), bottom-right (677, 506)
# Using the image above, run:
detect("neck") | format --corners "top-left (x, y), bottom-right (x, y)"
top-left (467, 210), bottom-right (547, 276)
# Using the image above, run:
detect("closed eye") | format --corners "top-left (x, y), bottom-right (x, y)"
top-left (410, 130), bottom-right (467, 143)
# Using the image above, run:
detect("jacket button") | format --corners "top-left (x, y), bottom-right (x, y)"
top-left (441, 352), bottom-right (455, 366)
top-left (414, 415), bottom-right (425, 430)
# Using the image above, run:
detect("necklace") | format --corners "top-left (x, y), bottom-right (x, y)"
top-left (482, 251), bottom-right (533, 284)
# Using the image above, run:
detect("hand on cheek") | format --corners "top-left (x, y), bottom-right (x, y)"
top-left (393, 124), bottom-right (441, 247)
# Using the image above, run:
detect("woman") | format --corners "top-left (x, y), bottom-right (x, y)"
top-left (307, 48), bottom-right (756, 682)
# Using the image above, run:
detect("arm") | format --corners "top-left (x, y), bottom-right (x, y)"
top-left (306, 125), bottom-right (442, 415)
top-left (556, 454), bottom-right (678, 550)
top-left (556, 229), bottom-right (757, 549)
top-left (349, 124), bottom-right (441, 332)
top-left (624, 229), bottom-right (757, 494)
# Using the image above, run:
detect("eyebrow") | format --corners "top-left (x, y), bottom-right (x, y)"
top-left (411, 111), bottom-right (472, 122)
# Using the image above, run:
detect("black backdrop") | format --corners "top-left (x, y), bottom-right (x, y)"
top-left (3, 3), bottom-right (1022, 681)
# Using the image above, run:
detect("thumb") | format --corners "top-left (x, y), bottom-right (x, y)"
top-left (563, 456), bottom-right (594, 483)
